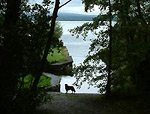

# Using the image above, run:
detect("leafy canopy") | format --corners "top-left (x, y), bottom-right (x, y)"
top-left (71, 0), bottom-right (150, 94)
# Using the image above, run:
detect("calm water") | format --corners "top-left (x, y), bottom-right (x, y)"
top-left (60, 21), bottom-right (93, 66)
top-left (60, 21), bottom-right (100, 93)
top-left (46, 21), bottom-right (100, 93)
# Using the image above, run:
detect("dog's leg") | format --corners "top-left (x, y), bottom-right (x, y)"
top-left (66, 90), bottom-right (68, 94)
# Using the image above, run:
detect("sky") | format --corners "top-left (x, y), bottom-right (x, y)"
top-left (29, 0), bottom-right (99, 15)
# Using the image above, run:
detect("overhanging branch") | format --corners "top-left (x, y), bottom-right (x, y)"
top-left (59, 0), bottom-right (72, 9)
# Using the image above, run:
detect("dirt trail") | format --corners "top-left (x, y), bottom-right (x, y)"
top-left (39, 92), bottom-right (103, 114)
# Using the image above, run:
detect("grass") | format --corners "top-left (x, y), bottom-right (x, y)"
top-left (47, 47), bottom-right (68, 63)
top-left (18, 74), bottom-right (51, 88)
top-left (37, 74), bottom-right (51, 87)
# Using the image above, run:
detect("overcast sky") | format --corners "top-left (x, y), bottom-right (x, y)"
top-left (29, 0), bottom-right (99, 15)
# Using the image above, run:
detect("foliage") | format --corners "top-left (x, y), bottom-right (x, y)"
top-left (0, 0), bottom-right (62, 113)
top-left (71, 0), bottom-right (150, 95)
top-left (12, 88), bottom-right (50, 114)
top-left (53, 21), bottom-right (63, 42)
top-left (0, 0), bottom-right (63, 88)
top-left (18, 74), bottom-right (51, 89)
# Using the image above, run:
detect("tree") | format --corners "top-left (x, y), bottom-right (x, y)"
top-left (71, 0), bottom-right (150, 95)
top-left (5, 0), bottom-right (21, 25)
top-left (31, 0), bottom-right (72, 90)
top-left (105, 0), bottom-right (112, 96)
top-left (111, 0), bottom-right (150, 94)
top-left (0, 0), bottom-right (22, 113)
top-left (71, 0), bottom-right (114, 94)
top-left (0, 0), bottom-right (69, 113)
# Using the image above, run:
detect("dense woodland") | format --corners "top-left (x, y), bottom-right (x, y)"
top-left (0, 0), bottom-right (65, 113)
top-left (0, 0), bottom-right (150, 114)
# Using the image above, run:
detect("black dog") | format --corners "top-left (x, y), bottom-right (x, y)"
top-left (65, 84), bottom-right (76, 94)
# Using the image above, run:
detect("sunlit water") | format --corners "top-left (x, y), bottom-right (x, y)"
top-left (46, 21), bottom-right (100, 93)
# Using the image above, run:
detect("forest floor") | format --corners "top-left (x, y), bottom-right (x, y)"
top-left (37, 92), bottom-right (150, 114)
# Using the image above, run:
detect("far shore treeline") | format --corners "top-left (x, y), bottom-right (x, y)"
top-left (57, 12), bottom-right (96, 21)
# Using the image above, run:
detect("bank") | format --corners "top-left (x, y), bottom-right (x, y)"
top-left (44, 46), bottom-right (73, 75)
top-left (43, 46), bottom-right (73, 92)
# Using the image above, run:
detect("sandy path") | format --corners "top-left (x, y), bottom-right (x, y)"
top-left (39, 92), bottom-right (103, 114)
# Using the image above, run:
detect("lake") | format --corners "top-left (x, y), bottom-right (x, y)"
top-left (46, 21), bottom-right (100, 93)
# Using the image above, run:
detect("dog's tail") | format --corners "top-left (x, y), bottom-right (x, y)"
top-left (73, 87), bottom-right (76, 92)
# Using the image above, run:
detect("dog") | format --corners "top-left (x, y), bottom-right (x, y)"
top-left (65, 84), bottom-right (76, 94)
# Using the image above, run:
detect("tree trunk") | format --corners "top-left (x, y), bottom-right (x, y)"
top-left (1, 0), bottom-right (21, 94)
top-left (0, 0), bottom-right (21, 113)
top-left (106, 0), bottom-right (112, 96)
top-left (5, 0), bottom-right (21, 25)
top-left (32, 0), bottom-right (60, 90)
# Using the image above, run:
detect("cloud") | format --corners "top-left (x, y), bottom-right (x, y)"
top-left (30, 0), bottom-right (82, 6)
top-left (60, 0), bottom-right (82, 7)
top-left (59, 6), bottom-right (99, 15)
top-left (59, 0), bottom-right (99, 15)
top-left (30, 0), bottom-right (83, 7)
top-left (29, 0), bottom-right (99, 15)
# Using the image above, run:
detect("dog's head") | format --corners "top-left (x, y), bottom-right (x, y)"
top-left (65, 84), bottom-right (68, 87)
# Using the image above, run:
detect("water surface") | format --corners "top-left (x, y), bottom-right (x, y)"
top-left (59, 21), bottom-right (99, 93)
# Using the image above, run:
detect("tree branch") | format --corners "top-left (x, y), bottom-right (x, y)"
top-left (59, 0), bottom-right (71, 9)
top-left (32, 0), bottom-right (60, 90)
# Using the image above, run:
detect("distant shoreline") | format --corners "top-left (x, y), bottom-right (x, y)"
top-left (57, 12), bottom-right (96, 21)
top-left (57, 20), bottom-right (92, 21)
